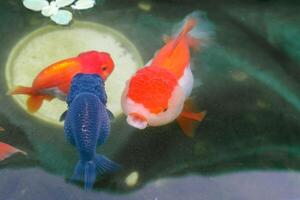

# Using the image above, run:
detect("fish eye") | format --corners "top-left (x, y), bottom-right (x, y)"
top-left (102, 66), bottom-right (107, 71)
top-left (163, 108), bottom-right (168, 112)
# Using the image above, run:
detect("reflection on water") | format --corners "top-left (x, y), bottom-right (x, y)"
top-left (5, 21), bottom-right (143, 125)
top-left (1, 168), bottom-right (300, 200)
top-left (0, 0), bottom-right (300, 198)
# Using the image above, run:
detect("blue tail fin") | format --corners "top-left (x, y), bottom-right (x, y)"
top-left (94, 155), bottom-right (120, 174)
top-left (71, 155), bottom-right (120, 190)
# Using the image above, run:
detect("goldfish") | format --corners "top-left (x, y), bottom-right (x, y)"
top-left (0, 127), bottom-right (27, 161)
top-left (10, 51), bottom-right (114, 113)
top-left (121, 11), bottom-right (214, 137)
top-left (64, 73), bottom-right (119, 190)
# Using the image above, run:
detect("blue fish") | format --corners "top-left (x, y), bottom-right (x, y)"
top-left (64, 73), bottom-right (119, 190)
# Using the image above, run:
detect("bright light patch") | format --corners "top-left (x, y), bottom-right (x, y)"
top-left (125, 171), bottom-right (139, 187)
top-left (137, 1), bottom-right (152, 12)
top-left (5, 21), bottom-right (143, 125)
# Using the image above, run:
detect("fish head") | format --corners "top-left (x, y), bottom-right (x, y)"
top-left (67, 73), bottom-right (107, 105)
top-left (78, 51), bottom-right (115, 80)
top-left (121, 66), bottom-right (186, 129)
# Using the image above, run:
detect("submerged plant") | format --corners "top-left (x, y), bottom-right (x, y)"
top-left (23, 0), bottom-right (96, 25)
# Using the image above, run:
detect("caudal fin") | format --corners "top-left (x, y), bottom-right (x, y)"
top-left (172, 10), bottom-right (215, 50)
top-left (0, 142), bottom-right (27, 161)
top-left (71, 155), bottom-right (120, 190)
top-left (9, 86), bottom-right (34, 95)
top-left (9, 86), bottom-right (53, 113)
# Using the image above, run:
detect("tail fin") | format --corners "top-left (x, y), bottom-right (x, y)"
top-left (71, 155), bottom-right (120, 190)
top-left (9, 86), bottom-right (34, 95)
top-left (9, 86), bottom-right (53, 113)
top-left (172, 10), bottom-right (215, 50)
top-left (0, 142), bottom-right (27, 161)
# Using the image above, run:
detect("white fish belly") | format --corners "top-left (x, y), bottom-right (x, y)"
top-left (178, 65), bottom-right (193, 98)
top-left (41, 87), bottom-right (67, 101)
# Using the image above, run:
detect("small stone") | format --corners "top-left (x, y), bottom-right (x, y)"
top-left (125, 171), bottom-right (139, 187)
top-left (230, 70), bottom-right (248, 82)
top-left (138, 1), bottom-right (152, 12)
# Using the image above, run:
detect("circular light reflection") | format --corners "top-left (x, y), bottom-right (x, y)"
top-left (5, 21), bottom-right (143, 125)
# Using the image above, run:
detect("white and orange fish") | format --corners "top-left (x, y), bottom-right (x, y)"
top-left (0, 127), bottom-right (27, 161)
top-left (121, 11), bottom-right (214, 136)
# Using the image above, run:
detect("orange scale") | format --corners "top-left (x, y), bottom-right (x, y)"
top-left (128, 66), bottom-right (178, 114)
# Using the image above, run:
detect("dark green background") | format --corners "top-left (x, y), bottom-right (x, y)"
top-left (0, 0), bottom-right (300, 196)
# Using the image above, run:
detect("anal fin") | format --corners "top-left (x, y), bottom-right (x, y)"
top-left (26, 95), bottom-right (53, 113)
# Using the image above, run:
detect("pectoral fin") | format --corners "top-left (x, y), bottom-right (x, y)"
top-left (106, 109), bottom-right (115, 121)
top-left (59, 110), bottom-right (68, 122)
top-left (176, 99), bottom-right (206, 137)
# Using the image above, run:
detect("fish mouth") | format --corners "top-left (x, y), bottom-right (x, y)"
top-left (127, 113), bottom-right (147, 129)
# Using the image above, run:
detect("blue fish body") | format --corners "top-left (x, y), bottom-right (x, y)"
top-left (64, 73), bottom-right (119, 190)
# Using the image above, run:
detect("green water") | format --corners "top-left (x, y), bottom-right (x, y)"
top-left (1, 0), bottom-right (300, 199)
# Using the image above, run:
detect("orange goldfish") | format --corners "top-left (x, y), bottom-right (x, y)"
top-left (10, 51), bottom-right (114, 113)
top-left (0, 127), bottom-right (27, 161)
top-left (121, 11), bottom-right (214, 136)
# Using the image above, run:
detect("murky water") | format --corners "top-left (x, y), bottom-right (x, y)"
top-left (1, 0), bottom-right (300, 199)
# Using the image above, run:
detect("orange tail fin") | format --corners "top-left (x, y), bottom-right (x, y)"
top-left (9, 86), bottom-right (34, 95)
top-left (9, 86), bottom-right (53, 112)
top-left (176, 99), bottom-right (206, 137)
top-left (0, 142), bottom-right (27, 161)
